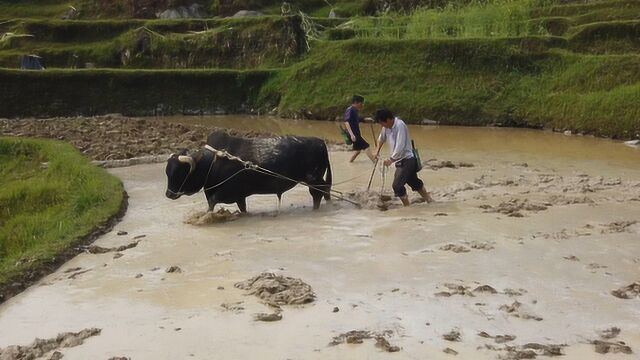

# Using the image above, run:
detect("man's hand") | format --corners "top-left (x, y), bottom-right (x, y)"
top-left (383, 158), bottom-right (393, 167)
top-left (350, 134), bottom-right (356, 142)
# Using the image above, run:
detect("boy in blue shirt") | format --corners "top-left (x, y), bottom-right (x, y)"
top-left (343, 95), bottom-right (375, 163)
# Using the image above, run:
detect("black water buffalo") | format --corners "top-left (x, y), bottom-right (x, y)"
top-left (165, 130), bottom-right (332, 212)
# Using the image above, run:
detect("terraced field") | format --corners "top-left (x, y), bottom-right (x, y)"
top-left (0, 0), bottom-right (638, 138)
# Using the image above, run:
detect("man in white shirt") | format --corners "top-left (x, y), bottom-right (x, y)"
top-left (374, 109), bottom-right (433, 206)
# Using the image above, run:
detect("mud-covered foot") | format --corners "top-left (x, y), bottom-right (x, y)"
top-left (400, 195), bottom-right (410, 206)
top-left (418, 187), bottom-right (434, 203)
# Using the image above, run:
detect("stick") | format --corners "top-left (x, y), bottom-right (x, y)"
top-left (366, 158), bottom-right (378, 192)
top-left (366, 143), bottom-right (384, 192)
top-left (370, 122), bottom-right (378, 148)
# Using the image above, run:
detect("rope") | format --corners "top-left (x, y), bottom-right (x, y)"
top-left (380, 163), bottom-right (387, 195)
top-left (332, 172), bottom-right (370, 186)
top-left (203, 168), bottom-right (249, 191)
top-left (202, 145), bottom-right (360, 206)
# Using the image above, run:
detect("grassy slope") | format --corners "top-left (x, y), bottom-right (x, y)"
top-left (0, 137), bottom-right (123, 287)
top-left (0, 16), bottom-right (307, 68)
top-left (261, 38), bottom-right (640, 138)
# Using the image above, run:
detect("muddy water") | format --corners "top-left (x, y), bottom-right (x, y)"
top-left (163, 115), bottom-right (640, 169)
top-left (0, 118), bottom-right (639, 360)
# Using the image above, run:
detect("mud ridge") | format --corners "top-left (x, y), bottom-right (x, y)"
top-left (86, 240), bottom-right (140, 254)
top-left (0, 328), bottom-right (101, 360)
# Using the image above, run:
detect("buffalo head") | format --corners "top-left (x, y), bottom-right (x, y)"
top-left (165, 149), bottom-right (197, 199)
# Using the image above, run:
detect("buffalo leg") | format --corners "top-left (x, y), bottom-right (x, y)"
top-left (237, 198), bottom-right (247, 213)
top-left (206, 192), bottom-right (217, 212)
top-left (310, 189), bottom-right (323, 210)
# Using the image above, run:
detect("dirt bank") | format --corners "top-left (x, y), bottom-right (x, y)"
top-left (0, 116), bottom-right (345, 164)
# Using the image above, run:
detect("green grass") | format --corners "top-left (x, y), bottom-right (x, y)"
top-left (260, 39), bottom-right (640, 138)
top-left (0, 0), bottom-right (72, 19)
top-left (0, 16), bottom-right (307, 68)
top-left (0, 137), bottom-right (124, 287)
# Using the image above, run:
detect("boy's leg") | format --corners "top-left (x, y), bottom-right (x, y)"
top-left (350, 151), bottom-right (361, 162)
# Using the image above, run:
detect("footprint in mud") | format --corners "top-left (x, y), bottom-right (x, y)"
top-left (442, 329), bottom-right (461, 342)
top-left (600, 220), bottom-right (638, 234)
top-left (478, 331), bottom-right (516, 344)
top-left (434, 283), bottom-right (474, 297)
top-left (423, 159), bottom-right (474, 170)
top-left (438, 241), bottom-right (495, 254)
top-left (220, 301), bottom-right (245, 313)
top-left (253, 312), bottom-right (282, 322)
top-left (329, 330), bottom-right (400, 352)
top-left (483, 342), bottom-right (565, 358)
top-left (434, 282), bottom-right (502, 298)
top-left (592, 340), bottom-right (633, 354)
top-left (480, 198), bottom-right (548, 217)
top-left (442, 347), bottom-right (458, 355)
top-left (597, 326), bottom-right (621, 339)
top-left (590, 326), bottom-right (632, 354)
top-left (499, 301), bottom-right (543, 321)
top-left (610, 282), bottom-right (640, 299)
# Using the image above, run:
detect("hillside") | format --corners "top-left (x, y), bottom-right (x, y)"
top-left (0, 0), bottom-right (638, 138)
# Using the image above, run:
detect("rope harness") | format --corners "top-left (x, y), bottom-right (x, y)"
top-left (169, 145), bottom-right (405, 208)
top-left (198, 145), bottom-right (361, 206)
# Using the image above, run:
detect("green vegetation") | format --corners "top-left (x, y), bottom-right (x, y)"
top-left (0, 137), bottom-right (123, 287)
top-left (261, 39), bottom-right (639, 138)
top-left (0, 68), bottom-right (273, 116)
top-left (0, 16), bottom-right (307, 68)
top-left (0, 0), bottom-right (638, 138)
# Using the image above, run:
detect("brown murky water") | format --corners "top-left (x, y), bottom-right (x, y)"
top-left (0, 116), bottom-right (639, 359)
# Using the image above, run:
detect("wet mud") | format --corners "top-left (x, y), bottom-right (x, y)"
top-left (1, 123), bottom-right (640, 359)
top-left (611, 282), bottom-right (640, 299)
top-left (234, 273), bottom-right (315, 307)
top-left (329, 330), bottom-right (400, 352)
top-left (346, 191), bottom-right (394, 210)
top-left (86, 240), bottom-right (140, 254)
top-left (184, 209), bottom-right (241, 225)
top-left (592, 340), bottom-right (633, 354)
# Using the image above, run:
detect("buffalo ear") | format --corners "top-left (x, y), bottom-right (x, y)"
top-left (178, 148), bottom-right (189, 156)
